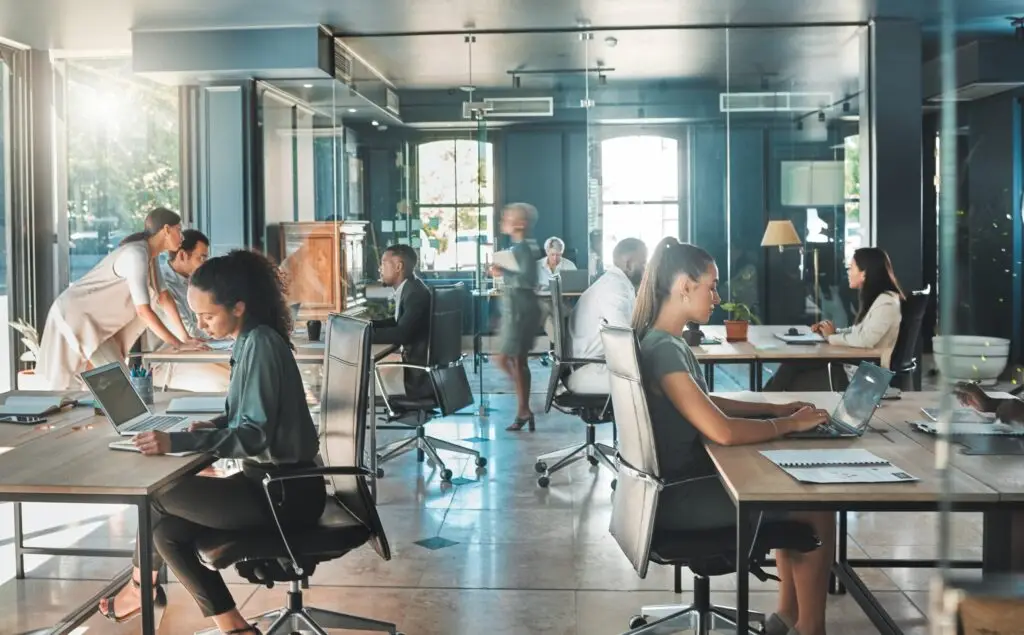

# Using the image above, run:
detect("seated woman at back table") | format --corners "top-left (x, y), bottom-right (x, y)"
top-left (765, 247), bottom-right (904, 392)
top-left (96, 249), bottom-right (325, 635)
top-left (634, 237), bottom-right (835, 635)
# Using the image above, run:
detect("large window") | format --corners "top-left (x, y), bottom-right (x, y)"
top-left (600, 135), bottom-right (680, 264)
top-left (415, 139), bottom-right (494, 271)
top-left (64, 58), bottom-right (180, 284)
top-left (843, 134), bottom-right (861, 262)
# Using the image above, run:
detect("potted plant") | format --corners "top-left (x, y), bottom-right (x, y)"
top-left (719, 302), bottom-right (760, 342)
top-left (9, 319), bottom-right (47, 390)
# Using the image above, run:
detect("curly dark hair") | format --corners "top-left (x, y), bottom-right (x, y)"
top-left (190, 249), bottom-right (293, 348)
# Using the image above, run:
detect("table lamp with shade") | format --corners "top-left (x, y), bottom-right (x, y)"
top-left (760, 219), bottom-right (814, 323)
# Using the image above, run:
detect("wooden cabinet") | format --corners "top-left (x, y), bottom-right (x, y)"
top-left (275, 221), bottom-right (369, 321)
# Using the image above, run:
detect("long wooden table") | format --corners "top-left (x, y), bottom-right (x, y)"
top-left (694, 326), bottom-right (886, 390)
top-left (0, 391), bottom-right (213, 635)
top-left (706, 391), bottom-right (1009, 635)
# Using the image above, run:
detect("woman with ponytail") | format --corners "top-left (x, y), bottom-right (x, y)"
top-left (633, 237), bottom-right (835, 635)
top-left (37, 207), bottom-right (202, 389)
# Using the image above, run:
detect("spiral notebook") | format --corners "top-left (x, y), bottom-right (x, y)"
top-left (760, 449), bottom-right (918, 484)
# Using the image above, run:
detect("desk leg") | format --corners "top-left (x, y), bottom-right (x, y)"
top-left (735, 504), bottom-right (752, 635)
top-left (13, 501), bottom-right (25, 579)
top-left (137, 499), bottom-right (156, 635)
top-left (755, 361), bottom-right (764, 392)
top-left (705, 364), bottom-right (715, 391)
top-left (830, 511), bottom-right (848, 595)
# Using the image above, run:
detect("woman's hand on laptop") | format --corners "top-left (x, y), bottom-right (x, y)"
top-left (953, 382), bottom-right (995, 413)
top-left (811, 320), bottom-right (836, 337)
top-left (772, 401), bottom-right (816, 416)
top-left (132, 431), bottom-right (172, 456)
top-left (188, 420), bottom-right (217, 432)
top-left (784, 407), bottom-right (831, 432)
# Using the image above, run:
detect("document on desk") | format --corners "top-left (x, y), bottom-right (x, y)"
top-left (167, 396), bottom-right (226, 414)
top-left (773, 332), bottom-right (825, 345)
top-left (920, 408), bottom-right (996, 423)
top-left (760, 449), bottom-right (918, 484)
top-left (910, 421), bottom-right (1024, 436)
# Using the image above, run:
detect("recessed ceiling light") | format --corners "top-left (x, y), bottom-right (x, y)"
top-left (302, 83), bottom-right (313, 88)
top-left (371, 120), bottom-right (379, 126)
top-left (347, 108), bottom-right (357, 113)
top-left (604, 36), bottom-right (618, 48)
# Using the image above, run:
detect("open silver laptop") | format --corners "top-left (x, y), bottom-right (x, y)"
top-left (558, 270), bottom-right (590, 293)
top-left (787, 362), bottom-right (895, 439)
top-left (80, 362), bottom-right (196, 435)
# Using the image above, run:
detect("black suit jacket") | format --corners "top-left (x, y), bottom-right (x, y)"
top-left (373, 276), bottom-right (432, 399)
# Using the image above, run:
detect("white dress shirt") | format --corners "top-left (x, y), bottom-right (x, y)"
top-left (536, 257), bottom-right (577, 291)
top-left (566, 266), bottom-right (636, 394)
top-left (392, 278), bottom-right (408, 318)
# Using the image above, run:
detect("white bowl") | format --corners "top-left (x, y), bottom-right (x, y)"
top-left (933, 335), bottom-right (1009, 384)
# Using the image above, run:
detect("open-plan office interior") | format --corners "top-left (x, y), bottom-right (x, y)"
top-left (0, 1), bottom-right (1022, 634)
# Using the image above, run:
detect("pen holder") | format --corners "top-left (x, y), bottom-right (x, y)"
top-left (131, 375), bottom-right (154, 405)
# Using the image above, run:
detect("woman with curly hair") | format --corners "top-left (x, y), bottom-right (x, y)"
top-left (97, 249), bottom-right (324, 635)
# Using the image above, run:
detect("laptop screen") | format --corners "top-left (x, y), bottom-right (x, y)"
top-left (831, 363), bottom-right (894, 431)
top-left (81, 363), bottom-right (148, 427)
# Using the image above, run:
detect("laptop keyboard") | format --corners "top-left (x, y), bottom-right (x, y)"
top-left (128, 415), bottom-right (187, 432)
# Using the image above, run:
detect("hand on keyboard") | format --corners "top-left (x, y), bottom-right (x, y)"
top-left (133, 431), bottom-right (172, 456)
top-left (785, 407), bottom-right (831, 433)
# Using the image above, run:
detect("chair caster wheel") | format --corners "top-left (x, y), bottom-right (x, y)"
top-left (629, 615), bottom-right (648, 628)
top-left (440, 468), bottom-right (453, 481)
top-left (611, 479), bottom-right (617, 491)
top-left (534, 461), bottom-right (547, 474)
top-left (537, 475), bottom-right (550, 488)
top-left (475, 456), bottom-right (487, 467)
top-left (376, 468), bottom-right (385, 478)
top-left (587, 456), bottom-right (598, 466)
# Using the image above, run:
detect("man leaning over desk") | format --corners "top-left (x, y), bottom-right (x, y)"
top-left (373, 244), bottom-right (433, 399)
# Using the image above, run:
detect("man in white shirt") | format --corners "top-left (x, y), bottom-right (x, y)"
top-left (567, 238), bottom-right (648, 393)
top-left (149, 230), bottom-right (232, 392)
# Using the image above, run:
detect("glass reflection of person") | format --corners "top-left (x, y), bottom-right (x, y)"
top-left (37, 207), bottom-right (204, 390)
top-left (491, 203), bottom-right (542, 431)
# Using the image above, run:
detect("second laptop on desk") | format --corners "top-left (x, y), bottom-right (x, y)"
top-left (785, 362), bottom-right (894, 439)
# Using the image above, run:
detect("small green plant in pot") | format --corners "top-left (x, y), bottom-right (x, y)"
top-left (719, 302), bottom-right (760, 342)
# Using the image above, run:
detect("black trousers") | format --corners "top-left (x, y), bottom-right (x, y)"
top-left (763, 361), bottom-right (850, 392)
top-left (133, 466), bottom-right (326, 617)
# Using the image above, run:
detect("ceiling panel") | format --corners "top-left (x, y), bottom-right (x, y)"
top-left (0, 0), bottom-right (1021, 51)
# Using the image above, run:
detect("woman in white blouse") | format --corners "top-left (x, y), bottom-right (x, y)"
top-left (765, 247), bottom-right (904, 391)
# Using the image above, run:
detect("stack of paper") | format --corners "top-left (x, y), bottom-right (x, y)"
top-left (760, 449), bottom-right (918, 484)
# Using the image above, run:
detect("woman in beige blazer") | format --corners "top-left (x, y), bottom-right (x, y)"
top-left (765, 247), bottom-right (905, 391)
top-left (37, 208), bottom-right (201, 390)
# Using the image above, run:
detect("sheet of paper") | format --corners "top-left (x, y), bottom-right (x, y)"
top-left (920, 408), bottom-right (996, 423)
top-left (761, 448), bottom-right (888, 467)
top-left (785, 465), bottom-right (918, 484)
top-left (910, 421), bottom-right (1024, 436)
top-left (492, 250), bottom-right (520, 273)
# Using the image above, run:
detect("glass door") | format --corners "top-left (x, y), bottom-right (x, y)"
top-left (0, 56), bottom-right (11, 392)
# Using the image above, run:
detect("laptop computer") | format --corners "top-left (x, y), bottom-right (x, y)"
top-left (558, 270), bottom-right (590, 293)
top-left (80, 362), bottom-right (196, 436)
top-left (787, 362), bottom-right (895, 439)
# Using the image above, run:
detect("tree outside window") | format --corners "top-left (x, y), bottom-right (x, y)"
top-left (415, 139), bottom-right (494, 271)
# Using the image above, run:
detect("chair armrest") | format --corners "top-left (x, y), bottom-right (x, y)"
top-left (264, 466), bottom-right (371, 484)
top-left (375, 362), bottom-right (431, 373)
top-left (555, 356), bottom-right (606, 366)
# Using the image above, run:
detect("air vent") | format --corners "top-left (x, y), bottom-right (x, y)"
top-left (462, 97), bottom-right (554, 119)
top-left (720, 92), bottom-right (833, 113)
top-left (333, 43), bottom-right (353, 85)
top-left (385, 88), bottom-right (400, 115)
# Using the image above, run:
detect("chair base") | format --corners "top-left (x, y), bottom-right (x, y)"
top-left (624, 604), bottom-right (765, 635)
top-left (620, 574), bottom-right (764, 635)
top-left (377, 423), bottom-right (484, 482)
top-left (534, 423), bottom-right (617, 488)
top-left (194, 582), bottom-right (401, 635)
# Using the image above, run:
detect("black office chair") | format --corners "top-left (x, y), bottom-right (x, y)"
top-left (194, 315), bottom-right (402, 635)
top-left (600, 325), bottom-right (820, 634)
top-left (375, 283), bottom-right (485, 483)
top-left (889, 286), bottom-right (932, 391)
top-left (535, 274), bottom-right (617, 488)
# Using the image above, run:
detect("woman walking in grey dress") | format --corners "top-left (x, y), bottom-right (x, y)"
top-left (491, 203), bottom-right (542, 431)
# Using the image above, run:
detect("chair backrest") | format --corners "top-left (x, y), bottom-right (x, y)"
top-left (428, 283), bottom-right (464, 366)
top-left (890, 286), bottom-right (931, 373)
top-left (544, 274), bottom-right (572, 412)
top-left (600, 324), bottom-right (662, 578)
top-left (319, 313), bottom-right (391, 561)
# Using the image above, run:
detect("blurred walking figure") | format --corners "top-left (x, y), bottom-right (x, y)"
top-left (491, 203), bottom-right (541, 431)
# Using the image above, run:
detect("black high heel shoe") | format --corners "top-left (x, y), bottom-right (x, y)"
top-left (98, 577), bottom-right (167, 623)
top-left (506, 414), bottom-right (535, 432)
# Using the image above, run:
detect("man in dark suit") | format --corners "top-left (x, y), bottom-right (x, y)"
top-left (373, 244), bottom-right (433, 399)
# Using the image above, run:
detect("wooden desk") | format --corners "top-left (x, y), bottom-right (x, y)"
top-left (705, 390), bottom-right (1001, 635)
top-left (0, 391), bottom-right (92, 449)
top-left (143, 342), bottom-right (398, 365)
top-left (0, 391), bottom-right (212, 635)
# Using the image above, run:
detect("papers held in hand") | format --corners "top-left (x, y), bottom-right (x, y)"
top-left (491, 250), bottom-right (521, 273)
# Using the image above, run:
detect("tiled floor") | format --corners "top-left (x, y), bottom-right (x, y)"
top-left (0, 367), bottom-right (971, 634)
